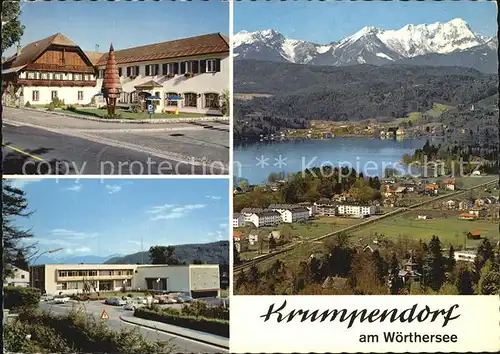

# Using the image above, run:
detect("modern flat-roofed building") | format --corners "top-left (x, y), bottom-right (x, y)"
top-left (30, 263), bottom-right (220, 298)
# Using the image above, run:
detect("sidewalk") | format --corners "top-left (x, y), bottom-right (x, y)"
top-left (119, 314), bottom-right (229, 349)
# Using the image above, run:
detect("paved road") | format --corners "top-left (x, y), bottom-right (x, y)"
top-left (39, 301), bottom-right (226, 353)
top-left (2, 107), bottom-right (229, 175)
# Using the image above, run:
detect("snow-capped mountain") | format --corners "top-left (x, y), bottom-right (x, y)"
top-left (234, 19), bottom-right (497, 72)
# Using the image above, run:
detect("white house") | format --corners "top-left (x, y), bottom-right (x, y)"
top-left (4, 266), bottom-right (30, 287)
top-left (232, 213), bottom-right (245, 228)
top-left (278, 208), bottom-right (310, 223)
top-left (241, 208), bottom-right (264, 223)
top-left (314, 202), bottom-right (338, 217)
top-left (454, 251), bottom-right (476, 263)
top-left (248, 211), bottom-right (281, 228)
top-left (2, 32), bottom-right (229, 116)
top-left (337, 204), bottom-right (376, 218)
top-left (248, 233), bottom-right (259, 245)
top-left (94, 33), bottom-right (229, 115)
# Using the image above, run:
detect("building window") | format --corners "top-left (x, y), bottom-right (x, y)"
top-left (145, 64), bottom-right (159, 76)
top-left (78, 91), bottom-right (84, 101)
top-left (118, 68), bottom-right (122, 77)
top-left (127, 66), bottom-right (139, 77)
top-left (206, 59), bottom-right (216, 73)
top-left (89, 271), bottom-right (97, 276)
top-left (51, 91), bottom-right (58, 100)
top-left (181, 61), bottom-right (194, 74)
top-left (21, 275), bottom-right (25, 279)
top-left (27, 72), bottom-right (36, 79)
top-left (204, 93), bottom-right (219, 109)
top-left (165, 92), bottom-right (178, 106)
top-left (74, 73), bottom-right (83, 81)
top-left (41, 72), bottom-right (49, 80)
top-left (98, 69), bottom-right (105, 79)
top-left (54, 73), bottom-right (63, 80)
top-left (32, 91), bottom-right (39, 102)
top-left (184, 93), bottom-right (197, 108)
top-left (162, 63), bottom-right (176, 75)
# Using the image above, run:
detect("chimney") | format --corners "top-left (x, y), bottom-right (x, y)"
top-left (16, 43), bottom-right (22, 56)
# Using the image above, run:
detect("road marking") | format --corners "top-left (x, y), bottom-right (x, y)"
top-left (2, 144), bottom-right (45, 161)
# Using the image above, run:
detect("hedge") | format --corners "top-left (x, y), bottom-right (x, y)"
top-left (4, 286), bottom-right (41, 311)
top-left (135, 307), bottom-right (229, 338)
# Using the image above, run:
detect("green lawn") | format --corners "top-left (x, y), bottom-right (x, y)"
top-left (60, 108), bottom-right (206, 120)
top-left (348, 214), bottom-right (499, 248)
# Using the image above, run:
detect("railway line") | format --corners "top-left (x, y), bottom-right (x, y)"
top-left (233, 178), bottom-right (497, 273)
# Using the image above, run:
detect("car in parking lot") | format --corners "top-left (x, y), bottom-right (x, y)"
top-left (174, 295), bottom-right (194, 304)
top-left (41, 295), bottom-right (54, 302)
top-left (105, 297), bottom-right (127, 306)
top-left (54, 296), bottom-right (70, 304)
top-left (157, 296), bottom-right (177, 304)
top-left (123, 301), bottom-right (145, 311)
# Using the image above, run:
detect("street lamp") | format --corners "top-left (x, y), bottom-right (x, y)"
top-left (30, 248), bottom-right (63, 288)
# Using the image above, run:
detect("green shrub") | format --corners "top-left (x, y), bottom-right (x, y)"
top-left (51, 97), bottom-right (65, 108)
top-left (24, 101), bottom-right (32, 108)
top-left (135, 307), bottom-right (229, 338)
top-left (4, 286), bottom-right (41, 311)
top-left (67, 104), bottom-right (77, 112)
top-left (180, 301), bottom-right (230, 320)
top-left (45, 102), bottom-right (55, 111)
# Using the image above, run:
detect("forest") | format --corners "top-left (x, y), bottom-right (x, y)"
top-left (234, 234), bottom-right (500, 296)
top-left (234, 60), bottom-right (498, 141)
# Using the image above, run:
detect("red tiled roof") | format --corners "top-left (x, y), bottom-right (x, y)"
top-left (95, 33), bottom-right (229, 66)
top-left (3, 33), bottom-right (80, 69)
top-left (471, 230), bottom-right (481, 236)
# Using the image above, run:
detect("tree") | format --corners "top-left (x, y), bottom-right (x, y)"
top-left (455, 263), bottom-right (474, 295)
top-left (148, 246), bottom-right (178, 265)
top-left (422, 236), bottom-right (446, 291)
top-left (247, 263), bottom-right (260, 284)
top-left (3, 181), bottom-right (35, 281)
top-left (389, 253), bottom-right (401, 295)
top-left (233, 243), bottom-right (241, 265)
top-left (269, 236), bottom-right (277, 250)
top-left (447, 244), bottom-right (456, 273)
top-left (192, 259), bottom-right (203, 265)
top-left (474, 238), bottom-right (494, 273)
top-left (220, 88), bottom-right (230, 116)
top-left (13, 250), bottom-right (29, 271)
top-left (1, 1), bottom-right (25, 54)
top-left (477, 260), bottom-right (500, 295)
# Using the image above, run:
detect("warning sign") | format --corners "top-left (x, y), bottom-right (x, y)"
top-left (100, 309), bottom-right (109, 320)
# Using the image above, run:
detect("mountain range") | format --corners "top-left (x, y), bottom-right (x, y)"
top-left (234, 19), bottom-right (498, 73)
top-left (32, 241), bottom-right (229, 265)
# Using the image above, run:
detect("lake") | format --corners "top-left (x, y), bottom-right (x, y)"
top-left (234, 137), bottom-right (432, 184)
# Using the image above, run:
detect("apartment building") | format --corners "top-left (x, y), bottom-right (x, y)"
top-left (314, 202), bottom-right (338, 217)
top-left (248, 211), bottom-right (282, 228)
top-left (30, 263), bottom-right (220, 298)
top-left (2, 32), bottom-right (229, 115)
top-left (232, 213), bottom-right (245, 227)
top-left (337, 205), bottom-right (376, 218)
top-left (241, 208), bottom-right (264, 223)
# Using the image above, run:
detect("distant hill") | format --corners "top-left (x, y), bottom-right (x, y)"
top-left (104, 241), bottom-right (229, 265)
top-left (33, 254), bottom-right (122, 265)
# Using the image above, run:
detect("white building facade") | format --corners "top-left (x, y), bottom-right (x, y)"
top-left (30, 263), bottom-right (220, 298)
top-left (232, 213), bottom-right (245, 228)
top-left (4, 266), bottom-right (30, 287)
top-left (248, 211), bottom-right (282, 228)
top-left (337, 205), bottom-right (376, 218)
top-left (2, 33), bottom-right (229, 116)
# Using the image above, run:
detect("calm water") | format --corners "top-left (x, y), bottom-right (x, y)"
top-left (234, 138), bottom-right (431, 184)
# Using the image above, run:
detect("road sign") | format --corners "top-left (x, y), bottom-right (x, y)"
top-left (147, 104), bottom-right (154, 114)
top-left (100, 309), bottom-right (109, 320)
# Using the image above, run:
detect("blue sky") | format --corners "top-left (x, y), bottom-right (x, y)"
top-left (8, 178), bottom-right (229, 259)
top-left (5, 1), bottom-right (229, 57)
top-left (235, 1), bottom-right (498, 43)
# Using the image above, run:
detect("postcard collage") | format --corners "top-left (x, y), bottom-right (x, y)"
top-left (1, 0), bottom-right (499, 353)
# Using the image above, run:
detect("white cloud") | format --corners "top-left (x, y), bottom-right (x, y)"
top-left (127, 240), bottom-right (141, 246)
top-left (219, 223), bottom-right (228, 229)
top-left (74, 247), bottom-right (91, 253)
top-left (207, 232), bottom-right (215, 236)
top-left (105, 184), bottom-right (122, 194)
top-left (148, 204), bottom-right (206, 221)
top-left (206, 195), bottom-right (222, 200)
top-left (9, 178), bottom-right (43, 189)
top-left (66, 184), bottom-right (82, 192)
top-left (50, 229), bottom-right (98, 240)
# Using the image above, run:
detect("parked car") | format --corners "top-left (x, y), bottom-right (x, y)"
top-left (54, 296), bottom-right (70, 304)
top-left (123, 302), bottom-right (145, 311)
top-left (41, 295), bottom-right (54, 302)
top-left (133, 297), bottom-right (148, 305)
top-left (105, 297), bottom-right (126, 306)
top-left (177, 295), bottom-right (194, 303)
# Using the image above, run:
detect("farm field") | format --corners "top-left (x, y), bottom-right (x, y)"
top-left (348, 210), bottom-right (499, 248)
